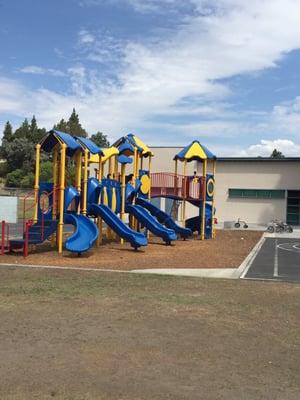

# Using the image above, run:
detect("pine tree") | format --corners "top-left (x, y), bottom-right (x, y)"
top-left (29, 116), bottom-right (46, 142)
top-left (90, 131), bottom-right (110, 147)
top-left (53, 118), bottom-right (69, 133)
top-left (14, 118), bottom-right (31, 139)
top-left (2, 121), bottom-right (13, 142)
top-left (67, 108), bottom-right (88, 137)
top-left (53, 109), bottom-right (88, 137)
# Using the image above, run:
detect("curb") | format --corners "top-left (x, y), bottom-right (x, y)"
top-left (236, 233), bottom-right (265, 279)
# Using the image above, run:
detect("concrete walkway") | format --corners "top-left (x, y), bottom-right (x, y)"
top-left (131, 268), bottom-right (237, 279)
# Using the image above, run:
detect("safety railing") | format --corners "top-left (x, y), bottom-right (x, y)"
top-left (150, 172), bottom-right (204, 200)
top-left (22, 186), bottom-right (59, 257)
top-left (24, 219), bottom-right (33, 258)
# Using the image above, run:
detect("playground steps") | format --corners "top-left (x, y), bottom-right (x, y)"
top-left (10, 220), bottom-right (58, 248)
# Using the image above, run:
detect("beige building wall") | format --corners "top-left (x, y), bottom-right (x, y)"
top-left (215, 160), bottom-right (300, 224)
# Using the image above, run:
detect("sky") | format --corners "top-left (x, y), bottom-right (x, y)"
top-left (1, 0), bottom-right (300, 156)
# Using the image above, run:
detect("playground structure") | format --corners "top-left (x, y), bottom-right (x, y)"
top-left (151, 141), bottom-right (217, 240)
top-left (0, 131), bottom-right (217, 257)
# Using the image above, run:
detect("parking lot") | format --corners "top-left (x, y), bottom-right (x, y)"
top-left (244, 237), bottom-right (300, 282)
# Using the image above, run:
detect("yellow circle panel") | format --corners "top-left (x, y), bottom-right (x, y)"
top-left (140, 174), bottom-right (150, 195)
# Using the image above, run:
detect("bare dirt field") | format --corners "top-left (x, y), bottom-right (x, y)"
top-left (0, 266), bottom-right (299, 400)
top-left (1, 230), bottom-right (262, 270)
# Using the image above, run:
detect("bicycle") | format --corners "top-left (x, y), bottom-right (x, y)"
top-left (234, 218), bottom-right (248, 229)
top-left (267, 219), bottom-right (293, 233)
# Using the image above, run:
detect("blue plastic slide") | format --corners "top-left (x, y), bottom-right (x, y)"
top-left (136, 197), bottom-right (192, 239)
top-left (126, 204), bottom-right (177, 244)
top-left (89, 203), bottom-right (147, 249)
top-left (64, 213), bottom-right (98, 253)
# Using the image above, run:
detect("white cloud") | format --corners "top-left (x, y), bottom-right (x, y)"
top-left (78, 29), bottom-right (95, 44)
top-left (18, 65), bottom-right (66, 76)
top-left (240, 139), bottom-right (300, 157)
top-left (2, 0), bottom-right (300, 152)
top-left (19, 65), bottom-right (66, 77)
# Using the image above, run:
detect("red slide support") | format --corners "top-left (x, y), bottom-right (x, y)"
top-left (1, 220), bottom-right (10, 255)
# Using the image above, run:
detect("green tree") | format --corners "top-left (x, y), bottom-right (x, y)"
top-left (14, 118), bottom-right (31, 139)
top-left (90, 131), bottom-right (110, 147)
top-left (54, 118), bottom-right (69, 133)
top-left (270, 149), bottom-right (285, 159)
top-left (68, 108), bottom-right (88, 137)
top-left (0, 121), bottom-right (13, 161)
top-left (2, 121), bottom-right (13, 142)
top-left (53, 109), bottom-right (88, 137)
top-left (40, 161), bottom-right (53, 182)
top-left (5, 138), bottom-right (35, 173)
top-left (29, 116), bottom-right (47, 143)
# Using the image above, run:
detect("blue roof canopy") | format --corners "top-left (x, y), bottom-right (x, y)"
top-left (75, 136), bottom-right (104, 155)
top-left (40, 130), bottom-right (81, 157)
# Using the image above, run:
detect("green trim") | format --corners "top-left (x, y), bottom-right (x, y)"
top-left (229, 188), bottom-right (285, 199)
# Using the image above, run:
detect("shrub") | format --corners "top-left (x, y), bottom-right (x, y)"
top-left (6, 169), bottom-right (24, 187)
top-left (20, 173), bottom-right (35, 188)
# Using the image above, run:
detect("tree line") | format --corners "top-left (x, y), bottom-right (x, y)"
top-left (0, 108), bottom-right (110, 188)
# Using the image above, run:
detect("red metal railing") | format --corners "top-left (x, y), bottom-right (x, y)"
top-left (150, 172), bottom-right (204, 200)
top-left (22, 186), bottom-right (59, 257)
top-left (1, 220), bottom-right (10, 255)
top-left (24, 219), bottom-right (33, 258)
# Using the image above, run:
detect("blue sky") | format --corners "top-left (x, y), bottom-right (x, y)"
top-left (1, 0), bottom-right (300, 156)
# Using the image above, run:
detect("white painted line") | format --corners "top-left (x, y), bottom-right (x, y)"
top-left (238, 234), bottom-right (265, 279)
top-left (274, 238), bottom-right (279, 278)
top-left (277, 242), bottom-right (300, 252)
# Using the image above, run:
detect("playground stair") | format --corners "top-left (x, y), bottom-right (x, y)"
top-left (10, 220), bottom-right (58, 248)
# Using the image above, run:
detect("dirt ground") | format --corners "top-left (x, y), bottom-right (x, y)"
top-left (1, 230), bottom-right (262, 270)
top-left (0, 266), bottom-right (299, 400)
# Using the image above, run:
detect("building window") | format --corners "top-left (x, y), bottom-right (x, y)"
top-left (228, 189), bottom-right (285, 199)
top-left (287, 191), bottom-right (300, 225)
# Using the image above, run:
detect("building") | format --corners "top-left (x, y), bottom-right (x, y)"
top-left (150, 148), bottom-right (300, 226)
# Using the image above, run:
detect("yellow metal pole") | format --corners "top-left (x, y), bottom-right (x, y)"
top-left (33, 144), bottom-right (41, 223)
top-left (75, 149), bottom-right (82, 214)
top-left (201, 160), bottom-right (207, 240)
top-left (146, 156), bottom-right (152, 239)
top-left (98, 155), bottom-right (102, 181)
top-left (148, 156), bottom-right (152, 200)
top-left (133, 148), bottom-right (137, 187)
top-left (52, 146), bottom-right (58, 218)
top-left (174, 159), bottom-right (178, 195)
top-left (97, 156), bottom-right (103, 245)
top-left (120, 163), bottom-right (126, 244)
top-left (108, 156), bottom-right (113, 178)
top-left (58, 143), bottom-right (66, 254)
top-left (211, 160), bottom-right (216, 239)
top-left (114, 155), bottom-right (118, 180)
top-left (182, 159), bottom-right (187, 225)
top-left (82, 149), bottom-right (88, 216)
top-left (51, 146), bottom-right (58, 247)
